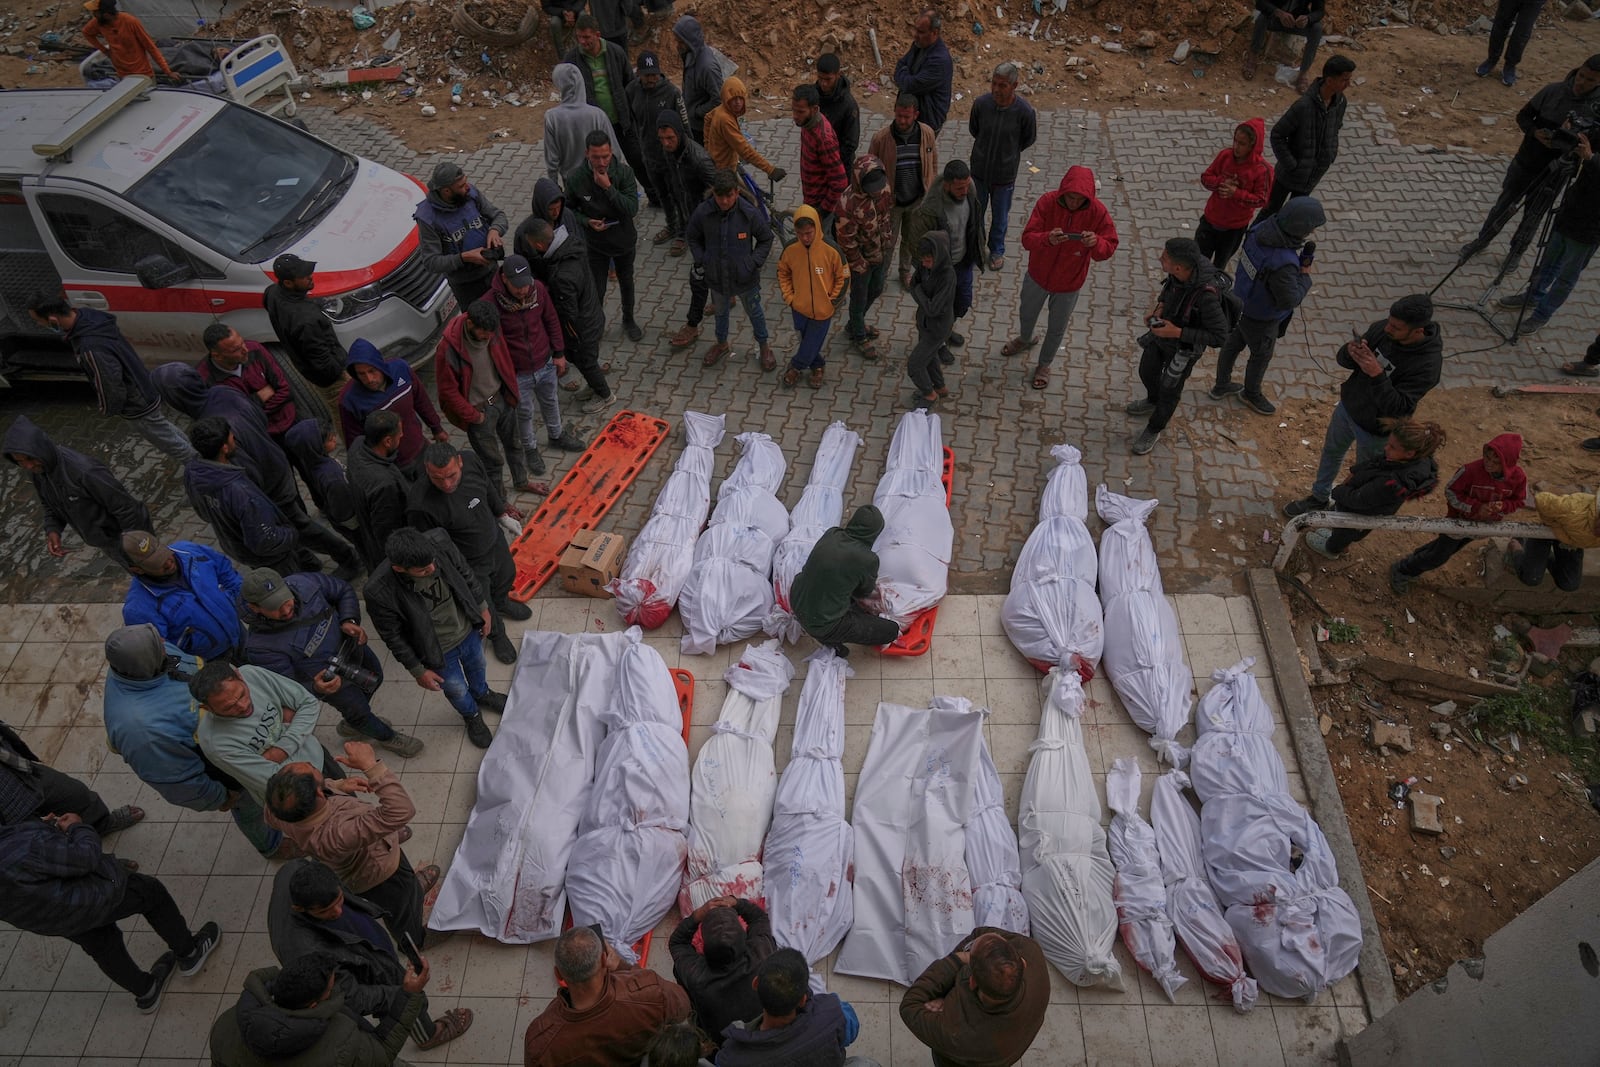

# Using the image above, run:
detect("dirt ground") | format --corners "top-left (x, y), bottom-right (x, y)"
top-left (4, 0), bottom-right (1600, 157)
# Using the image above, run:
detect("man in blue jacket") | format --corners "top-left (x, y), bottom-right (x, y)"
top-left (102, 623), bottom-right (282, 856)
top-left (183, 417), bottom-right (318, 574)
top-left (414, 162), bottom-right (508, 307)
top-left (893, 11), bottom-right (952, 134)
top-left (122, 531), bottom-right (244, 662)
top-left (716, 948), bottom-right (870, 1066)
top-left (239, 567), bottom-right (422, 757)
top-left (687, 170), bottom-right (775, 370)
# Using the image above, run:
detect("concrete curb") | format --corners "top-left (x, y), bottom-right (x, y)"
top-left (1247, 567), bottom-right (1399, 1022)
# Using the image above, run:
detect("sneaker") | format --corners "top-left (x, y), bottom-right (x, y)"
top-left (1497, 291), bottom-right (1529, 309)
top-left (948, 331), bottom-right (965, 348)
top-left (177, 921), bottom-right (220, 977)
top-left (525, 452), bottom-right (547, 478)
top-left (1560, 361), bottom-right (1600, 378)
top-left (831, 643), bottom-right (851, 658)
top-left (1502, 65), bottom-right (1517, 86)
top-left (1209, 382), bottom-right (1244, 400)
top-left (1125, 398), bottom-right (1156, 417)
top-left (136, 953), bottom-right (177, 1014)
top-left (669, 324), bottom-right (701, 348)
top-left (1283, 495), bottom-right (1330, 518)
top-left (490, 633), bottom-right (517, 663)
top-left (623, 319), bottom-right (644, 342)
top-left (496, 598), bottom-right (533, 622)
top-left (1518, 314), bottom-right (1550, 334)
top-left (580, 391), bottom-right (619, 415)
top-left (463, 714), bottom-right (493, 749)
top-left (1304, 528), bottom-right (1343, 560)
top-left (1476, 60), bottom-right (1494, 77)
top-left (549, 428), bottom-right (587, 451)
top-left (476, 689), bottom-right (508, 713)
top-left (1241, 391), bottom-right (1277, 415)
top-left (1130, 429), bottom-right (1160, 455)
top-left (377, 732), bottom-right (425, 758)
top-left (1389, 561), bottom-right (1413, 595)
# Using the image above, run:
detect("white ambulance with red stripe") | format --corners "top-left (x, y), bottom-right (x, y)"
top-left (0, 78), bottom-right (454, 387)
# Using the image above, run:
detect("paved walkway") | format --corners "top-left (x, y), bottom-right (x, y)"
top-left (0, 593), bottom-right (1365, 1066)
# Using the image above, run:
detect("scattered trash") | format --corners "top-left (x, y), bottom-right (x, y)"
top-left (972, 20), bottom-right (984, 34)
top-left (1505, 772), bottom-right (1528, 791)
top-left (1171, 39), bottom-right (1191, 62)
top-left (1388, 776), bottom-right (1418, 807)
top-left (451, 81), bottom-right (464, 105)
top-left (1440, 846), bottom-right (1457, 860)
top-left (351, 5), bottom-right (375, 29)
top-left (1429, 722), bottom-right (1451, 740)
top-left (420, 103), bottom-right (437, 117)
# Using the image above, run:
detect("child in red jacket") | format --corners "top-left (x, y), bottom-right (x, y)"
top-left (1388, 432), bottom-right (1529, 592)
top-left (1195, 118), bottom-right (1272, 270)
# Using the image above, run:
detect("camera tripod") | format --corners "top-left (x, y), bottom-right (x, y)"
top-left (1431, 149), bottom-right (1582, 342)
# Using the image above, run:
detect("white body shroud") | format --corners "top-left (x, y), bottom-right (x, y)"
top-left (611, 411), bottom-right (727, 628)
top-left (1190, 660), bottom-right (1362, 1000)
top-left (766, 422), bottom-right (863, 643)
top-left (1106, 758), bottom-right (1185, 1002)
top-left (1018, 670), bottom-right (1123, 989)
top-left (680, 641), bottom-right (796, 911)
top-left (871, 410), bottom-right (952, 629)
top-left (1002, 443), bottom-right (1104, 677)
top-left (679, 433), bottom-right (790, 655)
top-left (937, 695), bottom-right (1029, 936)
top-left (762, 649), bottom-right (856, 990)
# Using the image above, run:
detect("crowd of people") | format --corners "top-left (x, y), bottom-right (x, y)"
top-left (6, 4), bottom-right (1600, 1064)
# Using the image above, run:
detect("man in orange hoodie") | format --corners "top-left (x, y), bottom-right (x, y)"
top-left (82, 0), bottom-right (174, 80)
top-left (1195, 119), bottom-right (1273, 269)
top-left (1001, 166), bottom-right (1119, 391)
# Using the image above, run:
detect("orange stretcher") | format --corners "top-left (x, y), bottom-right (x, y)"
top-left (559, 667), bottom-right (695, 968)
top-left (881, 446), bottom-right (957, 658)
top-left (507, 410), bottom-right (672, 602)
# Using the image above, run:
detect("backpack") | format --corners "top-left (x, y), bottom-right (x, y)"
top-left (1174, 271), bottom-right (1243, 342)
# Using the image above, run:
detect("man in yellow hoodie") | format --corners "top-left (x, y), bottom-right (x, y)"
top-left (704, 77), bottom-right (788, 183)
top-left (777, 206), bottom-right (848, 388)
top-left (1510, 488), bottom-right (1600, 591)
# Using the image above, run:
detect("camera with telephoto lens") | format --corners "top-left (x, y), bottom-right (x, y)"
top-left (482, 242), bottom-right (506, 262)
top-left (322, 635), bottom-right (379, 694)
top-left (1550, 111), bottom-right (1600, 152)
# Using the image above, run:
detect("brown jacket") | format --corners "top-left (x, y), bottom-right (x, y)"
top-left (898, 928), bottom-right (1050, 1067)
top-left (869, 119), bottom-right (940, 201)
top-left (704, 77), bottom-right (775, 176)
top-left (523, 965), bottom-right (691, 1066)
top-left (265, 761), bottom-right (414, 893)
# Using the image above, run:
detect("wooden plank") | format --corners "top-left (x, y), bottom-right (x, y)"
top-left (1356, 655), bottom-right (1518, 698)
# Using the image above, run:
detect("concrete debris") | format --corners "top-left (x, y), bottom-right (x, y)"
top-left (1102, 41), bottom-right (1124, 53)
top-left (1429, 700), bottom-right (1458, 718)
top-left (1171, 40), bottom-right (1190, 62)
top-left (1409, 791), bottom-right (1444, 834)
top-left (1371, 718), bottom-right (1414, 754)
top-left (1429, 722), bottom-right (1451, 740)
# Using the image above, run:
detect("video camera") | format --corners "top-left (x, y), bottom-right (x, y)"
top-left (321, 635), bottom-right (380, 694)
top-left (1550, 110), bottom-right (1600, 152)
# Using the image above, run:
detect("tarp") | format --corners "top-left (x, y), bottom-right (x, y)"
top-left (936, 695), bottom-right (1028, 935)
top-left (767, 422), bottom-right (863, 644)
top-left (871, 410), bottom-right (953, 629)
top-left (1191, 661), bottom-right (1362, 1001)
top-left (428, 630), bottom-right (627, 941)
top-left (1106, 757), bottom-right (1185, 1002)
top-left (679, 433), bottom-right (790, 656)
top-left (612, 411), bottom-right (727, 628)
top-left (763, 648), bottom-right (855, 991)
top-left (565, 635), bottom-right (691, 962)
top-left (1096, 485), bottom-right (1193, 766)
top-left (681, 640), bottom-right (796, 912)
top-left (1018, 670), bottom-right (1122, 989)
top-left (1150, 768), bottom-right (1258, 1012)
top-left (835, 698), bottom-right (983, 985)
top-left (1003, 443), bottom-right (1103, 677)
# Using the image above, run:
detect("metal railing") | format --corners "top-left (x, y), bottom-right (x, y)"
top-left (1273, 512), bottom-right (1554, 572)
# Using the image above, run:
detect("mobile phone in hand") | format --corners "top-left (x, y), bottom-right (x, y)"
top-left (401, 931), bottom-right (424, 971)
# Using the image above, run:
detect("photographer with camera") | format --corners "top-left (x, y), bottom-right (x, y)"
top-left (1500, 131), bottom-right (1600, 334)
top-left (239, 567), bottom-right (423, 759)
top-left (1460, 56), bottom-right (1600, 263)
top-left (1125, 238), bottom-right (1234, 456)
top-left (1283, 294), bottom-right (1442, 517)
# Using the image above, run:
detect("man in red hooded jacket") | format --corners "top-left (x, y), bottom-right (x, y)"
top-left (1195, 119), bottom-right (1273, 269)
top-left (1389, 433), bottom-right (1530, 593)
top-left (1000, 165), bottom-right (1119, 391)
top-left (434, 301), bottom-right (539, 498)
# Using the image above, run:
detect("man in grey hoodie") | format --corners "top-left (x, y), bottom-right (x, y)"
top-left (544, 63), bottom-right (621, 184)
top-left (673, 15), bottom-right (724, 143)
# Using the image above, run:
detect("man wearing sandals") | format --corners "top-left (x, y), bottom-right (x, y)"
top-left (266, 741), bottom-right (436, 953)
top-left (271, 858), bottom-right (473, 1052)
top-left (688, 170), bottom-right (777, 370)
top-left (1002, 165), bottom-right (1119, 391)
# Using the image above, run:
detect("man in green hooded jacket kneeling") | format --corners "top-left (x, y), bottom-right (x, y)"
top-left (789, 504), bottom-right (902, 656)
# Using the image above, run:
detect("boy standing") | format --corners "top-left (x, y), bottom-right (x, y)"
top-left (777, 207), bottom-right (849, 388)
top-left (907, 232), bottom-right (957, 408)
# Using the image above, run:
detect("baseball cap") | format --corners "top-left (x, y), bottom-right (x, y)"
top-left (272, 253), bottom-right (316, 280)
top-left (636, 50), bottom-right (661, 74)
top-left (121, 531), bottom-right (175, 574)
top-left (430, 161), bottom-right (465, 189)
top-left (241, 567), bottom-right (294, 611)
top-left (502, 254), bottom-right (533, 286)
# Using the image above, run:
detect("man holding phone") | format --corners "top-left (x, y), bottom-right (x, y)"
top-left (566, 129), bottom-right (645, 341)
top-left (1283, 294), bottom-right (1443, 516)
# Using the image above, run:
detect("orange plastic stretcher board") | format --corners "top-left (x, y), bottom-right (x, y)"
top-left (559, 667), bottom-right (694, 968)
top-left (507, 410), bottom-right (672, 602)
top-left (881, 446), bottom-right (957, 657)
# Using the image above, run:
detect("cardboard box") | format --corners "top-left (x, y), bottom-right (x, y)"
top-left (558, 529), bottom-right (626, 598)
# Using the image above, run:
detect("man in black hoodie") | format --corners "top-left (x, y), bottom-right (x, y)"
top-left (815, 54), bottom-right (860, 173)
top-left (630, 52), bottom-right (690, 243)
top-left (4, 415), bottom-right (152, 566)
top-left (518, 217), bottom-right (617, 415)
top-left (673, 15), bottom-right (724, 143)
top-left (262, 254), bottom-right (350, 416)
top-left (26, 293), bottom-right (195, 461)
top-left (183, 416), bottom-right (318, 574)
top-left (347, 410), bottom-right (416, 566)
top-left (1284, 294), bottom-right (1443, 516)
top-left (1126, 239), bottom-right (1232, 456)
top-left (789, 504), bottom-right (900, 655)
